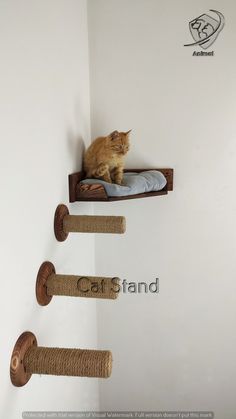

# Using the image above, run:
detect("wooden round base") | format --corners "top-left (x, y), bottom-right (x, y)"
top-left (36, 261), bottom-right (55, 306)
top-left (10, 331), bottom-right (37, 387)
top-left (54, 204), bottom-right (69, 242)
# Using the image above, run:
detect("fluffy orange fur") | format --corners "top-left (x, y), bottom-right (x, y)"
top-left (84, 130), bottom-right (131, 185)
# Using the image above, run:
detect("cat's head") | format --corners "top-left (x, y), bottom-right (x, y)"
top-left (108, 130), bottom-right (131, 155)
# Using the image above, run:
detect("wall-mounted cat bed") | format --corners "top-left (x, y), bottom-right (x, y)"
top-left (69, 168), bottom-right (174, 202)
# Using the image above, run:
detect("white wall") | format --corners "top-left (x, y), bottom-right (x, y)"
top-left (88, 1), bottom-right (236, 417)
top-left (0, 1), bottom-right (99, 416)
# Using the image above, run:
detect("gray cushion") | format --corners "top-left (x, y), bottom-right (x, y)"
top-left (81, 170), bottom-right (167, 197)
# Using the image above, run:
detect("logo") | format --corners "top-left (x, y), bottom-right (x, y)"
top-left (184, 9), bottom-right (225, 49)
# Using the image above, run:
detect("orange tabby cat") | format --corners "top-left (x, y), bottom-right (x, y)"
top-left (84, 130), bottom-right (131, 185)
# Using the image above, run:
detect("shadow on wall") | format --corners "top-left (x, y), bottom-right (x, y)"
top-left (125, 147), bottom-right (159, 169)
top-left (67, 129), bottom-right (86, 172)
top-left (1, 383), bottom-right (18, 419)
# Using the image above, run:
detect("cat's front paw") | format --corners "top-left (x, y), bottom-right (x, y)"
top-left (102, 174), bottom-right (112, 183)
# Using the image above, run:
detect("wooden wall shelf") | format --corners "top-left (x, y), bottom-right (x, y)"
top-left (68, 168), bottom-right (173, 202)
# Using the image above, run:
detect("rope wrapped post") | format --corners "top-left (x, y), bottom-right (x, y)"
top-left (54, 204), bottom-right (126, 241)
top-left (36, 261), bottom-right (120, 306)
top-left (10, 332), bottom-right (112, 387)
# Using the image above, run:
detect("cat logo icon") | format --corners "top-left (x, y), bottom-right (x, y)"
top-left (184, 9), bottom-right (225, 49)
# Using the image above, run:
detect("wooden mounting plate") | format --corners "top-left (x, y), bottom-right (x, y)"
top-left (68, 168), bottom-right (174, 202)
top-left (54, 204), bottom-right (69, 241)
top-left (36, 261), bottom-right (55, 306)
top-left (10, 331), bottom-right (37, 387)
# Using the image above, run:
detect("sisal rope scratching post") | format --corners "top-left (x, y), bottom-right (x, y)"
top-left (36, 261), bottom-right (120, 305)
top-left (54, 204), bottom-right (126, 241)
top-left (10, 332), bottom-right (112, 387)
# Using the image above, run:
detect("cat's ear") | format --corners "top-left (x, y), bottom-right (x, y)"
top-left (125, 129), bottom-right (132, 136)
top-left (109, 130), bottom-right (119, 140)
